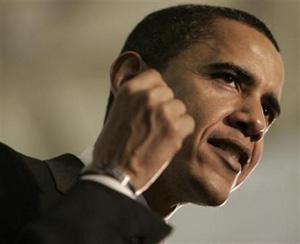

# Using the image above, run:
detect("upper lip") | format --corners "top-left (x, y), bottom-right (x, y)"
top-left (207, 137), bottom-right (251, 168)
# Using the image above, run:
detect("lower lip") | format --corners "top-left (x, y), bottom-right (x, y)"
top-left (208, 144), bottom-right (242, 173)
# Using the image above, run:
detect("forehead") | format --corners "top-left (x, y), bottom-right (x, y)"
top-left (173, 19), bottom-right (285, 99)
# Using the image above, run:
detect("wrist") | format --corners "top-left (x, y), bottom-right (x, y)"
top-left (81, 164), bottom-right (136, 194)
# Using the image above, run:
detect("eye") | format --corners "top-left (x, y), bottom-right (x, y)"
top-left (210, 72), bottom-right (240, 90)
top-left (262, 105), bottom-right (275, 125)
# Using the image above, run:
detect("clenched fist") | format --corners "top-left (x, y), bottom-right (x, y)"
top-left (87, 69), bottom-right (195, 193)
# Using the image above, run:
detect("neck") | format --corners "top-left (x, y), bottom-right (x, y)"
top-left (143, 174), bottom-right (182, 218)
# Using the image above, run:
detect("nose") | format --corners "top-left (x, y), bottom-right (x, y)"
top-left (227, 98), bottom-right (267, 142)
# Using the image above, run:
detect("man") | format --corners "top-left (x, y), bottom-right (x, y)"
top-left (0, 4), bottom-right (284, 244)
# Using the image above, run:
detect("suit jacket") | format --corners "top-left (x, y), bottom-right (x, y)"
top-left (0, 142), bottom-right (171, 244)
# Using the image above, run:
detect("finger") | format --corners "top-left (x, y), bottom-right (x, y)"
top-left (145, 86), bottom-right (174, 106)
top-left (162, 99), bottom-right (187, 117)
top-left (122, 69), bottom-right (166, 93)
top-left (176, 114), bottom-right (195, 137)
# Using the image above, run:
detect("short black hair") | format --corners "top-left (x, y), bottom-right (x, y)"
top-left (104, 4), bottom-right (279, 121)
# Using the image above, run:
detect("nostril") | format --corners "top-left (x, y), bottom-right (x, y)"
top-left (226, 109), bottom-right (266, 139)
top-left (236, 121), bottom-right (248, 131)
top-left (233, 121), bottom-right (249, 137)
top-left (250, 131), bottom-right (264, 142)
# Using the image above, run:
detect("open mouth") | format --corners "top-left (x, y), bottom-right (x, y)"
top-left (207, 137), bottom-right (250, 169)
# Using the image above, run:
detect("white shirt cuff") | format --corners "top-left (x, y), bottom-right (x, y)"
top-left (80, 174), bottom-right (136, 199)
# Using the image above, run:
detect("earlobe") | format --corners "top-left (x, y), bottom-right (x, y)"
top-left (110, 51), bottom-right (147, 96)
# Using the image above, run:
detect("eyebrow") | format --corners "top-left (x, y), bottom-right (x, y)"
top-left (205, 62), bottom-right (281, 118)
top-left (205, 62), bottom-right (255, 85)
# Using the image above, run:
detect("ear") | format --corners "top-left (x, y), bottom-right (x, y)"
top-left (110, 51), bottom-right (147, 96)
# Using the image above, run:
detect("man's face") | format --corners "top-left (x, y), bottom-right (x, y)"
top-left (158, 19), bottom-right (285, 206)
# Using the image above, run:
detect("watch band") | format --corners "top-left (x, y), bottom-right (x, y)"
top-left (81, 165), bottom-right (136, 194)
top-left (103, 167), bottom-right (136, 194)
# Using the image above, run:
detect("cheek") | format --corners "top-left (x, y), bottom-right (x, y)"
top-left (173, 79), bottom-right (237, 130)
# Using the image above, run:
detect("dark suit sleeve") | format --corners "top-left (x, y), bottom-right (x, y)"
top-left (0, 143), bottom-right (171, 244)
top-left (18, 181), bottom-right (171, 244)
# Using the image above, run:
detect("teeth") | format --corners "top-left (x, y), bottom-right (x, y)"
top-left (218, 144), bottom-right (240, 161)
top-left (208, 138), bottom-right (249, 167)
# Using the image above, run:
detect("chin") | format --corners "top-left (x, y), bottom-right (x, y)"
top-left (189, 175), bottom-right (232, 207)
top-left (199, 190), bottom-right (230, 207)
top-left (203, 194), bottom-right (230, 207)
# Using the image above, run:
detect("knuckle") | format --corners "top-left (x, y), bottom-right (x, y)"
top-left (175, 99), bottom-right (187, 112)
top-left (148, 68), bottom-right (161, 79)
top-left (181, 101), bottom-right (187, 111)
top-left (187, 115), bottom-right (196, 130)
top-left (182, 115), bottom-right (195, 135)
top-left (146, 69), bottom-right (164, 85)
top-left (165, 87), bottom-right (175, 98)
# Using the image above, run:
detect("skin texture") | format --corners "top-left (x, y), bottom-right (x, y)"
top-left (143, 19), bottom-right (285, 217)
top-left (89, 18), bottom-right (284, 218)
top-left (89, 54), bottom-right (195, 191)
